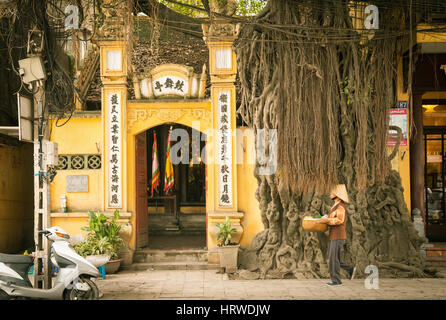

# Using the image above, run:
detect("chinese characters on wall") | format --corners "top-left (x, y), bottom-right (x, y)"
top-left (108, 92), bottom-right (122, 208)
top-left (152, 76), bottom-right (188, 97)
top-left (217, 90), bottom-right (233, 207)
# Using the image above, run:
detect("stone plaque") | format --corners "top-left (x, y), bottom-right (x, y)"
top-left (66, 175), bottom-right (89, 193)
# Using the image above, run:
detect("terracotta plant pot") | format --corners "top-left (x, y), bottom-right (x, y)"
top-left (217, 244), bottom-right (239, 273)
top-left (104, 259), bottom-right (122, 274)
top-left (302, 218), bottom-right (328, 233)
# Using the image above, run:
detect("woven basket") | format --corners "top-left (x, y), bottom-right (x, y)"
top-left (302, 217), bottom-right (328, 233)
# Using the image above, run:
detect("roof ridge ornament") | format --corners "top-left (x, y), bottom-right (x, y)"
top-left (132, 64), bottom-right (206, 100)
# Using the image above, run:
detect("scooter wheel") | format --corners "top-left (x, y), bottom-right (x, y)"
top-left (0, 289), bottom-right (10, 300)
top-left (64, 277), bottom-right (100, 300)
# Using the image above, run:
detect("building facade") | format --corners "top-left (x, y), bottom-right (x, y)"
top-left (49, 13), bottom-right (264, 264)
top-left (47, 7), bottom-right (446, 266)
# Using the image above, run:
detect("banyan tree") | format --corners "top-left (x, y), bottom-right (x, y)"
top-left (234, 0), bottom-right (430, 279)
top-left (136, 0), bottom-right (442, 278)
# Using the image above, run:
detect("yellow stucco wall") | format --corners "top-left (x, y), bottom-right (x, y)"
top-left (395, 58), bottom-right (412, 214)
top-left (237, 162), bottom-right (264, 248)
top-left (49, 116), bottom-right (103, 213)
top-left (0, 143), bottom-right (34, 253)
top-left (417, 24), bottom-right (446, 43)
top-left (236, 127), bottom-right (264, 249)
top-left (49, 115), bottom-right (104, 236)
top-left (50, 216), bottom-right (90, 239)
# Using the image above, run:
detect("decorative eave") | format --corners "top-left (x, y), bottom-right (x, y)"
top-left (131, 63), bottom-right (207, 100)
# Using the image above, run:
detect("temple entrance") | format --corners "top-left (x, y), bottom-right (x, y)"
top-left (135, 123), bottom-right (207, 249)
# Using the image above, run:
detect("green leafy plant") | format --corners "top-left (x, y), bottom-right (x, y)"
top-left (76, 210), bottom-right (127, 259)
top-left (81, 210), bottom-right (126, 251)
top-left (74, 235), bottom-right (118, 259)
top-left (214, 216), bottom-right (238, 246)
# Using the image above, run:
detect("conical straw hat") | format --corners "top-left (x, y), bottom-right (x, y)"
top-left (330, 184), bottom-right (349, 203)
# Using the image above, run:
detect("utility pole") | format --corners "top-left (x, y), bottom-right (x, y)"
top-left (18, 29), bottom-right (55, 289)
top-left (33, 83), bottom-right (52, 289)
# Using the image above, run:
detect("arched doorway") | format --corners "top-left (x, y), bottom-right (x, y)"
top-left (135, 123), bottom-right (207, 249)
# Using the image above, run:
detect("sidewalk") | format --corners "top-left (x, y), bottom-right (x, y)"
top-left (96, 269), bottom-right (446, 300)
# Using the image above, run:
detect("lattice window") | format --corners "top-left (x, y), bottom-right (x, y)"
top-left (71, 155), bottom-right (85, 169)
top-left (57, 154), bottom-right (102, 170)
top-left (57, 155), bottom-right (69, 170)
top-left (87, 155), bottom-right (102, 169)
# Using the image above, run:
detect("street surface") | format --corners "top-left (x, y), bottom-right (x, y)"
top-left (96, 269), bottom-right (446, 300)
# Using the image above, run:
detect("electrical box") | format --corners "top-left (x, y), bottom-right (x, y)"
top-left (17, 93), bottom-right (33, 142)
top-left (18, 56), bottom-right (47, 84)
top-left (44, 141), bottom-right (59, 166)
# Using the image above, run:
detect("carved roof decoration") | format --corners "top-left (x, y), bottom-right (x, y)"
top-left (132, 63), bottom-right (206, 100)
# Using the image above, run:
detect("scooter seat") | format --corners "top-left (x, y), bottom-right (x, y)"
top-left (0, 253), bottom-right (33, 264)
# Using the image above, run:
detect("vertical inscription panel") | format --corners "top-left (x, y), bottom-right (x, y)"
top-left (217, 90), bottom-right (233, 207)
top-left (107, 92), bottom-right (122, 208)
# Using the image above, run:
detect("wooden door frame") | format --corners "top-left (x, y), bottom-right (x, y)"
top-left (135, 131), bottom-right (148, 248)
top-left (133, 123), bottom-right (209, 249)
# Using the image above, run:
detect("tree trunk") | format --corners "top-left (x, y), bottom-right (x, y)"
top-left (234, 0), bottom-right (429, 279)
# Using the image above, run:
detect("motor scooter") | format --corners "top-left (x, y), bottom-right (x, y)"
top-left (0, 226), bottom-right (101, 300)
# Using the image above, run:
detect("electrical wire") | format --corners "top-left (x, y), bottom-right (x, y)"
top-left (2, 0), bottom-right (446, 128)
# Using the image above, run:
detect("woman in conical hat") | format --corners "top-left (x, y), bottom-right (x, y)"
top-left (330, 184), bottom-right (349, 203)
top-left (318, 184), bottom-right (355, 285)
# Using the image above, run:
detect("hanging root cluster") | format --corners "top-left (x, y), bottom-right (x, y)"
top-left (234, 0), bottom-right (434, 279)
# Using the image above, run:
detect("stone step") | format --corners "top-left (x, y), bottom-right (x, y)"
top-left (121, 261), bottom-right (220, 271)
top-left (426, 248), bottom-right (446, 256)
top-left (148, 214), bottom-right (205, 233)
top-left (426, 246), bottom-right (446, 263)
top-left (426, 245), bottom-right (446, 267)
top-left (426, 256), bottom-right (446, 267)
top-left (148, 229), bottom-right (206, 236)
top-left (134, 249), bottom-right (208, 263)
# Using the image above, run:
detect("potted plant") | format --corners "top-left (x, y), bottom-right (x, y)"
top-left (78, 209), bottom-right (127, 274)
top-left (73, 235), bottom-right (113, 266)
top-left (215, 216), bottom-right (239, 273)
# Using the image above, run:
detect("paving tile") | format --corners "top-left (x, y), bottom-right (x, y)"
top-left (97, 269), bottom-right (446, 300)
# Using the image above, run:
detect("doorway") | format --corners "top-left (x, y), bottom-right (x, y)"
top-left (424, 127), bottom-right (446, 241)
top-left (135, 123), bottom-right (207, 249)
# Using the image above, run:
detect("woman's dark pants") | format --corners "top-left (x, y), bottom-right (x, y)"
top-left (328, 239), bottom-right (352, 283)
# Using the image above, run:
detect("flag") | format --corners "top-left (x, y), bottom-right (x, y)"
top-left (151, 132), bottom-right (160, 196)
top-left (164, 127), bottom-right (175, 194)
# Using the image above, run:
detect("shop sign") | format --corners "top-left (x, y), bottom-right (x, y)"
top-left (427, 155), bottom-right (443, 163)
top-left (388, 101), bottom-right (408, 146)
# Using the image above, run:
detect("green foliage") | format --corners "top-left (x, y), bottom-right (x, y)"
top-left (214, 216), bottom-right (238, 246)
top-left (75, 210), bottom-right (127, 260)
top-left (82, 210), bottom-right (126, 249)
top-left (160, 0), bottom-right (207, 18)
top-left (74, 235), bottom-right (118, 259)
top-left (340, 77), bottom-right (354, 105)
top-left (235, 0), bottom-right (267, 16)
top-left (158, 0), bottom-right (266, 17)
top-left (65, 52), bottom-right (76, 80)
